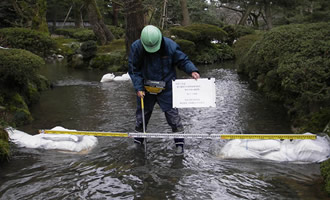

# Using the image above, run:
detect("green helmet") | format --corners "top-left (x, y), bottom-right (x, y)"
top-left (140, 25), bottom-right (162, 53)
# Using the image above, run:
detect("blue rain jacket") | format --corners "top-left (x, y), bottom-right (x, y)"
top-left (128, 37), bottom-right (198, 111)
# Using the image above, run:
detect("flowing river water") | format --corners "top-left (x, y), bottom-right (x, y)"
top-left (0, 61), bottom-right (328, 199)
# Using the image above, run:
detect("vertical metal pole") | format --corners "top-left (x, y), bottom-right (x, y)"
top-left (161, 0), bottom-right (167, 29)
top-left (141, 97), bottom-right (147, 157)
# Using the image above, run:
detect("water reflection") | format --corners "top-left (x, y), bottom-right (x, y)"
top-left (0, 61), bottom-right (327, 199)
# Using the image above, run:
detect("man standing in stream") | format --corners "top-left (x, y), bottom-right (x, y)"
top-left (128, 25), bottom-right (200, 155)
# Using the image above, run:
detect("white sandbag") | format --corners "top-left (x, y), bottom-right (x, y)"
top-left (6, 126), bottom-right (98, 153)
top-left (219, 133), bottom-right (330, 163)
top-left (293, 135), bottom-right (330, 162)
top-left (100, 73), bottom-right (115, 82)
top-left (218, 139), bottom-right (261, 159)
top-left (238, 139), bottom-right (281, 154)
top-left (262, 140), bottom-right (298, 162)
top-left (113, 72), bottom-right (131, 81)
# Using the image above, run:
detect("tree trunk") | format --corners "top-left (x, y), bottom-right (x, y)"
top-left (85, 0), bottom-right (114, 45)
top-left (160, 0), bottom-right (167, 29)
top-left (250, 11), bottom-right (261, 28)
top-left (238, 5), bottom-right (253, 25)
top-left (112, 2), bottom-right (119, 26)
top-left (264, 0), bottom-right (273, 30)
top-left (74, 2), bottom-right (84, 28)
top-left (123, 0), bottom-right (145, 55)
top-left (180, 0), bottom-right (190, 26)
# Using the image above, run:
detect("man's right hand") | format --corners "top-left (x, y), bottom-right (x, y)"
top-left (137, 91), bottom-right (145, 98)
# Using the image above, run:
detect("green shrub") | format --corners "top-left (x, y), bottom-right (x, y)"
top-left (175, 39), bottom-right (196, 58)
top-left (0, 28), bottom-right (56, 57)
top-left (0, 137), bottom-right (9, 161)
top-left (321, 159), bottom-right (330, 195)
top-left (0, 128), bottom-right (8, 141)
top-left (13, 108), bottom-right (33, 125)
top-left (7, 93), bottom-right (33, 126)
top-left (195, 45), bottom-right (221, 64)
top-left (185, 24), bottom-right (227, 43)
top-left (97, 39), bottom-right (125, 54)
top-left (35, 75), bottom-right (51, 92)
top-left (90, 51), bottom-right (127, 71)
top-left (169, 27), bottom-right (198, 41)
top-left (0, 49), bottom-right (44, 92)
top-left (80, 40), bottom-right (97, 61)
top-left (54, 28), bottom-right (80, 37)
top-left (215, 43), bottom-right (235, 61)
top-left (170, 24), bottom-right (227, 43)
top-left (107, 25), bottom-right (125, 39)
top-left (72, 29), bottom-right (96, 41)
top-left (0, 48), bottom-right (49, 125)
top-left (54, 28), bottom-right (96, 42)
top-left (223, 25), bottom-right (255, 46)
top-left (233, 32), bottom-right (264, 73)
top-left (53, 37), bottom-right (79, 56)
top-left (170, 24), bottom-right (229, 64)
top-left (238, 22), bottom-right (330, 132)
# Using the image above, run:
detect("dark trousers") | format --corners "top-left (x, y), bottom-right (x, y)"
top-left (134, 94), bottom-right (184, 145)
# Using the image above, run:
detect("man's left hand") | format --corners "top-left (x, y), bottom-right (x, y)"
top-left (191, 72), bottom-right (200, 79)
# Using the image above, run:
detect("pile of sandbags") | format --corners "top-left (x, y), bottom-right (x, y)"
top-left (100, 72), bottom-right (131, 82)
top-left (6, 126), bottom-right (98, 153)
top-left (218, 133), bottom-right (330, 163)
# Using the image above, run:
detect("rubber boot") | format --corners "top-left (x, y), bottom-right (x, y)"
top-left (134, 126), bottom-right (144, 146)
top-left (173, 126), bottom-right (184, 156)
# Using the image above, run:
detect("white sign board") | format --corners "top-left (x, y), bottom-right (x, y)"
top-left (172, 78), bottom-right (216, 108)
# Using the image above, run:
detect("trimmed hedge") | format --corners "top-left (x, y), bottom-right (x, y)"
top-left (223, 25), bottom-right (255, 46)
top-left (90, 51), bottom-right (127, 72)
top-left (0, 28), bottom-right (56, 57)
top-left (170, 23), bottom-right (227, 43)
top-left (169, 24), bottom-right (232, 64)
top-left (169, 28), bottom-right (198, 41)
top-left (54, 26), bottom-right (125, 42)
top-left (0, 49), bottom-right (44, 92)
top-left (0, 48), bottom-right (49, 125)
top-left (54, 28), bottom-right (96, 41)
top-left (175, 39), bottom-right (196, 58)
top-left (234, 32), bottom-right (265, 72)
top-left (235, 22), bottom-right (330, 133)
